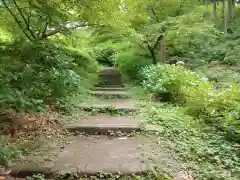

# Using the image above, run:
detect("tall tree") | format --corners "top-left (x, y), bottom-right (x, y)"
top-left (204, 0), bottom-right (210, 20)
top-left (121, 0), bottom-right (199, 63)
top-left (222, 0), bottom-right (228, 34)
top-left (213, 0), bottom-right (218, 26)
top-left (228, 0), bottom-right (233, 20)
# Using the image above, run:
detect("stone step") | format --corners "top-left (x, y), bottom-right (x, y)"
top-left (79, 99), bottom-right (135, 113)
top-left (97, 81), bottom-right (123, 87)
top-left (99, 67), bottom-right (121, 75)
top-left (66, 115), bottom-right (140, 133)
top-left (97, 68), bottom-right (123, 87)
top-left (90, 90), bottom-right (130, 99)
top-left (94, 87), bottom-right (127, 91)
top-left (10, 135), bottom-right (184, 178)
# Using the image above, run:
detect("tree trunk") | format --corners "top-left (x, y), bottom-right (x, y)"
top-left (213, 0), bottom-right (218, 26)
top-left (148, 46), bottom-right (157, 64)
top-left (204, 0), bottom-right (210, 20)
top-left (160, 35), bottom-right (165, 63)
top-left (222, 0), bottom-right (228, 34)
top-left (228, 0), bottom-right (233, 20)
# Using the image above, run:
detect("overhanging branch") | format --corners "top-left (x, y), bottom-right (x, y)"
top-left (41, 23), bottom-right (106, 39)
top-left (1, 0), bottom-right (33, 41)
top-left (149, 0), bottom-right (160, 23)
top-left (12, 0), bottom-right (36, 38)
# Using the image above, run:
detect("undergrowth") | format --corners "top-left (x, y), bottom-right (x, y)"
top-left (25, 171), bottom-right (172, 180)
top-left (133, 87), bottom-right (240, 180)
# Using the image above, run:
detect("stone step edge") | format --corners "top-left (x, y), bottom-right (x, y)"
top-left (66, 124), bottom-right (141, 133)
top-left (90, 91), bottom-right (130, 98)
top-left (93, 87), bottom-right (128, 91)
top-left (8, 164), bottom-right (156, 179)
top-left (8, 163), bottom-right (187, 179)
top-left (78, 105), bottom-right (136, 111)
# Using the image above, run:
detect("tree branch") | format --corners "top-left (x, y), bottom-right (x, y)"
top-left (41, 23), bottom-right (106, 39)
top-left (41, 20), bottom-right (49, 38)
top-left (12, 0), bottom-right (36, 38)
top-left (1, 0), bottom-right (33, 41)
top-left (149, 0), bottom-right (160, 23)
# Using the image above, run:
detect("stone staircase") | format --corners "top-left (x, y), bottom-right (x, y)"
top-left (66, 67), bottom-right (140, 134)
top-left (9, 67), bottom-right (185, 179)
top-left (55, 67), bottom-right (149, 175)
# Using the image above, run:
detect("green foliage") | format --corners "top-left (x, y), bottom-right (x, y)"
top-left (26, 174), bottom-right (45, 180)
top-left (160, 13), bottom-right (222, 65)
top-left (94, 47), bottom-right (116, 66)
top-left (183, 82), bottom-right (240, 141)
top-left (0, 41), bottom-right (98, 112)
top-left (162, 8), bottom-right (240, 66)
top-left (141, 64), bottom-right (200, 103)
top-left (196, 65), bottom-right (240, 83)
top-left (116, 51), bottom-right (152, 81)
top-left (140, 101), bottom-right (240, 180)
top-left (0, 0), bottom-right (129, 42)
top-left (141, 64), bottom-right (240, 141)
top-left (0, 136), bottom-right (21, 166)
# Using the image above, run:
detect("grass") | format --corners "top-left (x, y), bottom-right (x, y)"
top-left (131, 86), bottom-right (240, 180)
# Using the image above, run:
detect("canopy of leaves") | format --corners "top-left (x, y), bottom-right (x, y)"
top-left (0, 0), bottom-right (127, 41)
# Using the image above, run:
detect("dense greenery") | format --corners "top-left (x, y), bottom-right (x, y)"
top-left (142, 64), bottom-right (240, 141)
top-left (0, 42), bottom-right (98, 112)
top-left (1, 0), bottom-right (240, 179)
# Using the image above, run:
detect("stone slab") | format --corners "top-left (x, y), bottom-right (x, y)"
top-left (79, 99), bottom-right (135, 111)
top-left (93, 87), bottom-right (128, 91)
top-left (66, 115), bottom-right (140, 133)
top-left (90, 90), bottom-right (130, 99)
top-left (10, 135), bottom-right (184, 178)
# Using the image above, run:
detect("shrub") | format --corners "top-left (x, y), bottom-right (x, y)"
top-left (195, 65), bottom-right (240, 84)
top-left (163, 13), bottom-right (222, 64)
top-left (183, 82), bottom-right (240, 141)
top-left (94, 47), bottom-right (116, 66)
top-left (141, 64), bottom-right (200, 103)
top-left (141, 64), bottom-right (240, 141)
top-left (115, 51), bottom-right (152, 81)
top-left (0, 41), bottom-right (99, 112)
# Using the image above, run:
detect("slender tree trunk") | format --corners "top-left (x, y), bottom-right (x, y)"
top-left (204, 0), bottom-right (210, 20)
top-left (160, 35), bottom-right (165, 63)
top-left (213, 0), bottom-right (218, 26)
top-left (148, 46), bottom-right (157, 64)
top-left (222, 0), bottom-right (228, 34)
top-left (228, 0), bottom-right (233, 20)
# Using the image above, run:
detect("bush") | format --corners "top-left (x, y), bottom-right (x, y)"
top-left (141, 64), bottom-right (200, 103)
top-left (0, 41), bottom-right (99, 112)
top-left (183, 82), bottom-right (240, 142)
top-left (163, 13), bottom-right (222, 64)
top-left (115, 51), bottom-right (152, 81)
top-left (162, 9), bottom-right (240, 66)
top-left (94, 47), bottom-right (116, 66)
top-left (141, 64), bottom-right (240, 141)
top-left (195, 65), bottom-right (240, 84)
